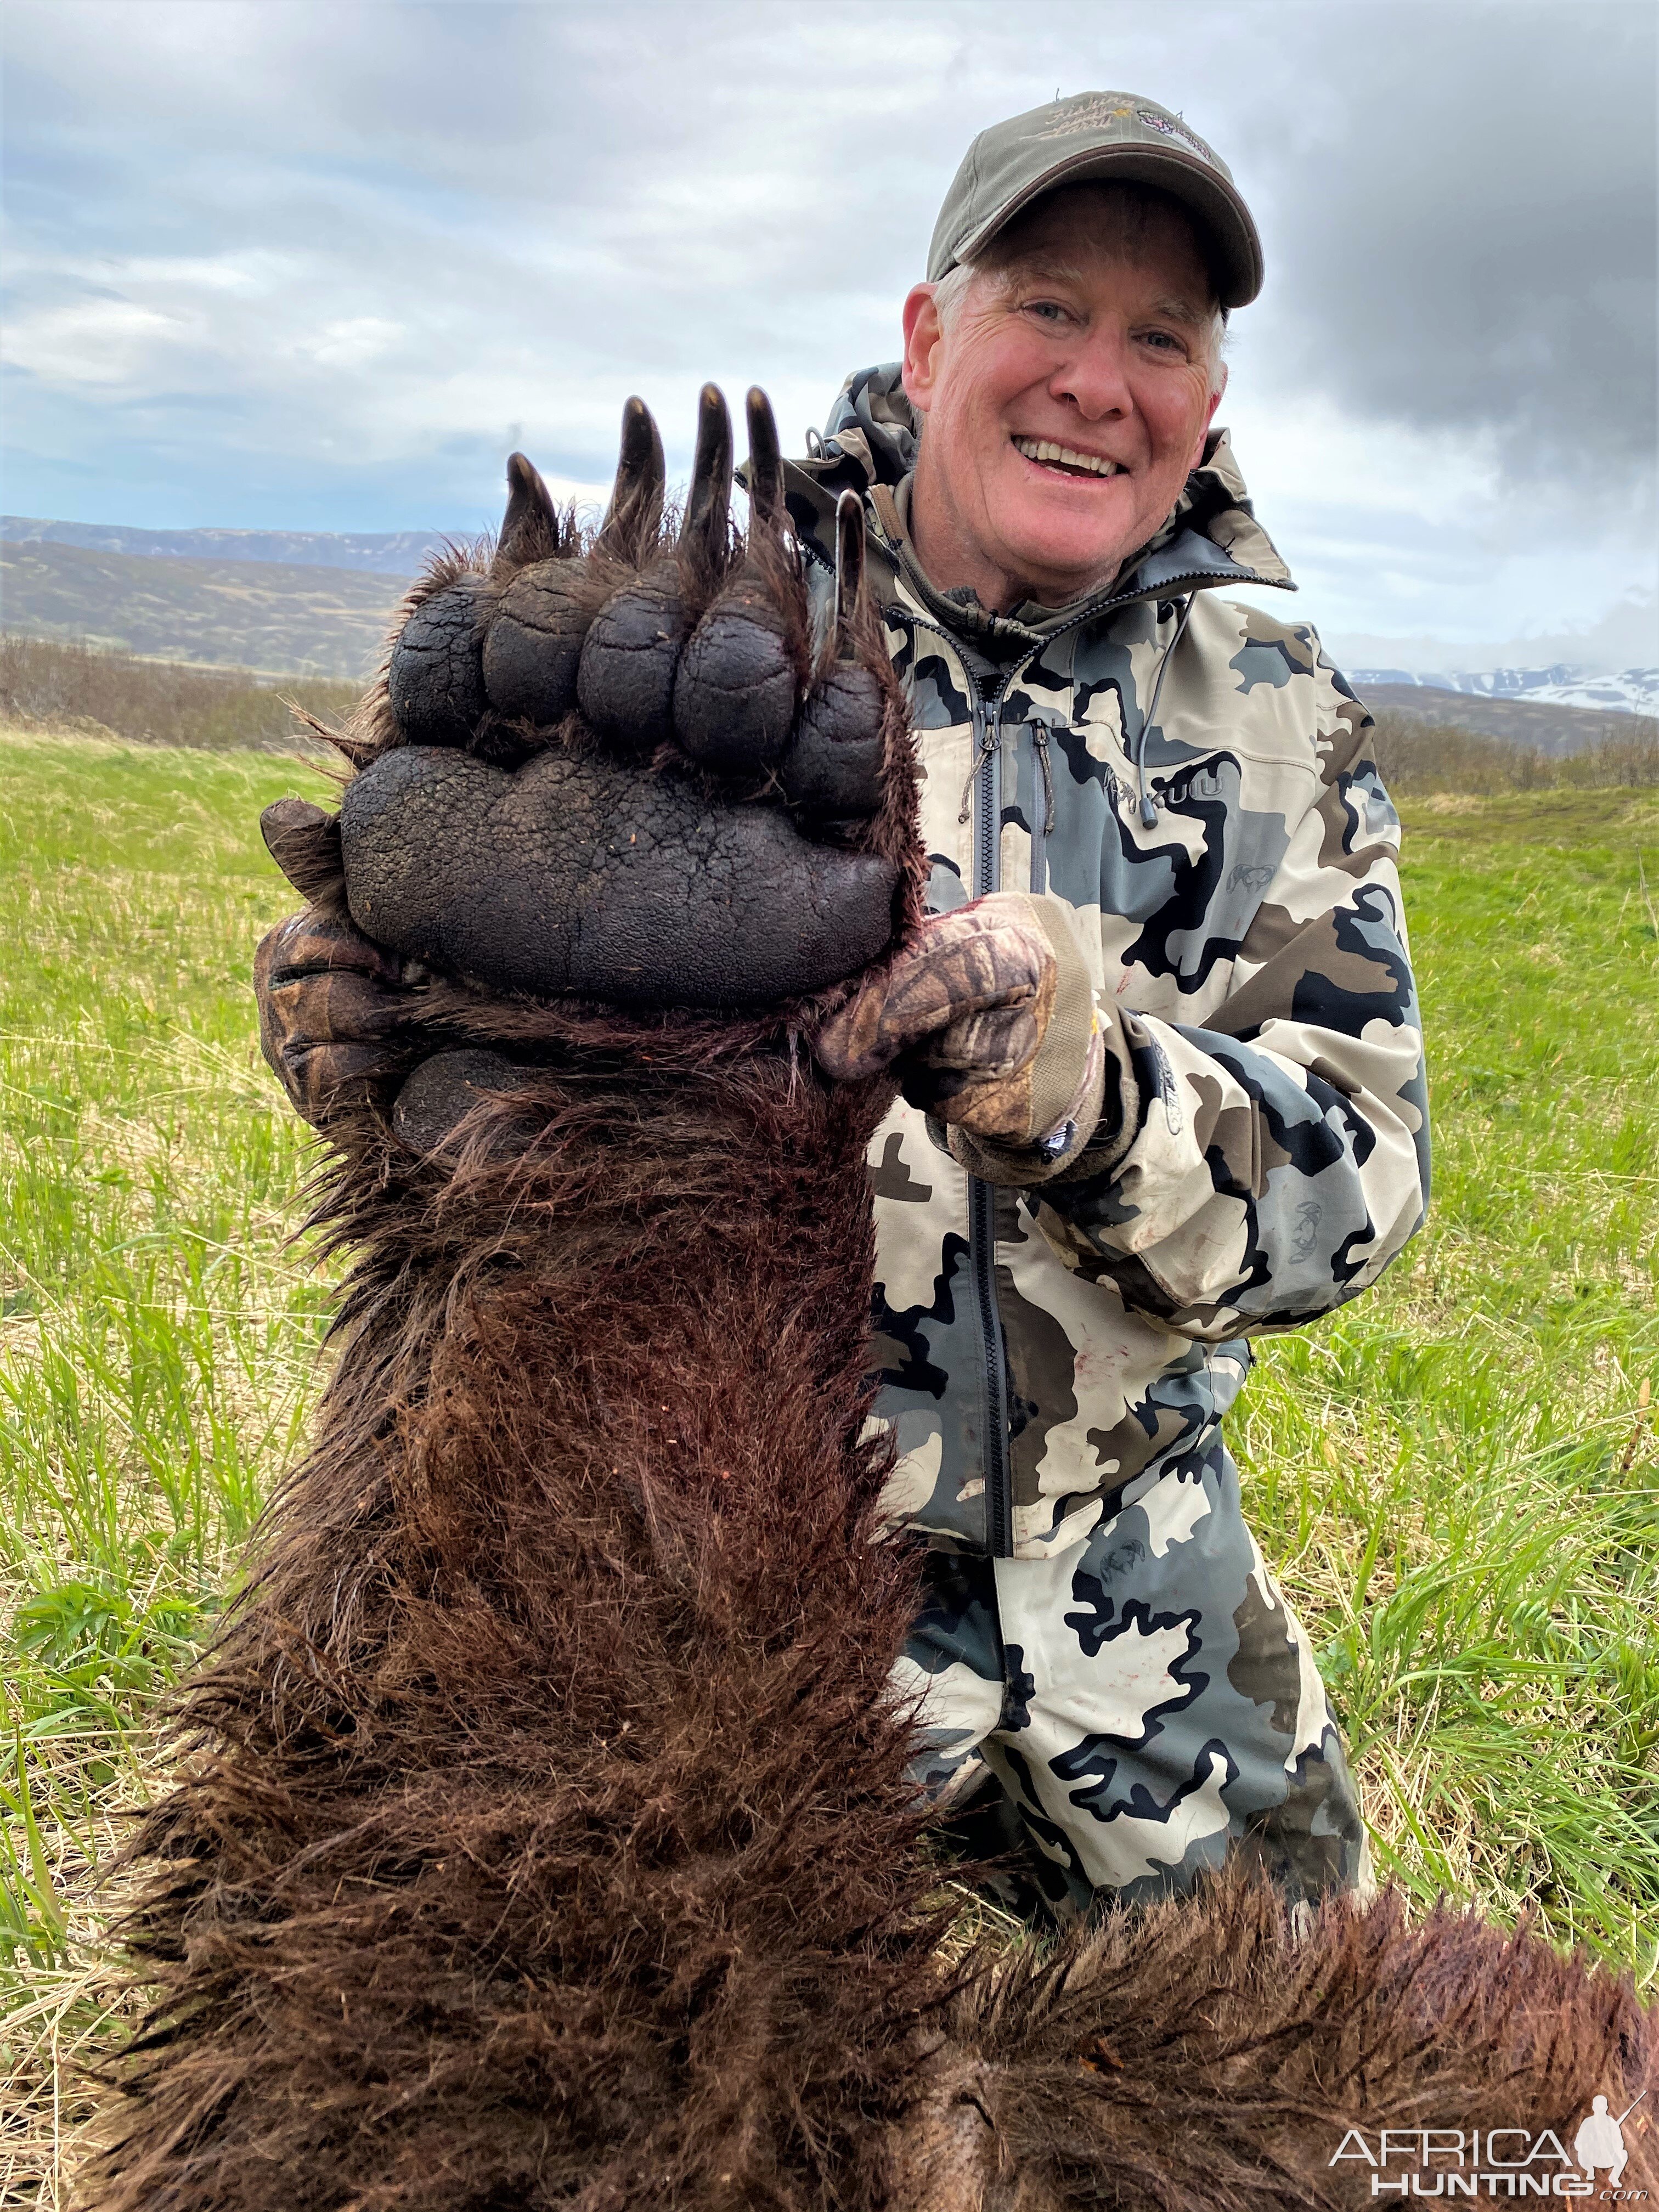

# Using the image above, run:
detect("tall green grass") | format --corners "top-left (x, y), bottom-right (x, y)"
top-left (0, 734), bottom-right (1655, 2200)
top-left (1239, 788), bottom-right (1659, 1959)
top-left (0, 727), bottom-right (336, 2204)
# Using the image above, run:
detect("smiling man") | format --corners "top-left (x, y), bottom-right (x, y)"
top-left (902, 183), bottom-right (1226, 611)
top-left (259, 92), bottom-right (1430, 1917)
top-left (802, 94), bottom-right (1429, 1916)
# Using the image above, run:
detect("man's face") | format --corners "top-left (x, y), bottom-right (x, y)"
top-left (902, 187), bottom-right (1227, 611)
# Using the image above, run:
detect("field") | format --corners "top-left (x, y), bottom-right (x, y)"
top-left (0, 635), bottom-right (362, 757)
top-left (1, 727), bottom-right (1656, 2202)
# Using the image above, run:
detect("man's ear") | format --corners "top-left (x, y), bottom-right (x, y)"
top-left (1191, 360), bottom-right (1227, 471)
top-left (900, 283), bottom-right (944, 418)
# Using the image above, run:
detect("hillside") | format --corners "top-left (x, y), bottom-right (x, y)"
top-left (1357, 681), bottom-right (1647, 754)
top-left (0, 539), bottom-right (412, 678)
top-left (3, 518), bottom-right (1654, 725)
top-left (2, 514), bottom-right (452, 575)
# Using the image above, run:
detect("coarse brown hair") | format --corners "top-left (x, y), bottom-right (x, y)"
top-left (84, 505), bottom-right (1653, 2212)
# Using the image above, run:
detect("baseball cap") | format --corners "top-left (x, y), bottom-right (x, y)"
top-left (927, 91), bottom-right (1263, 309)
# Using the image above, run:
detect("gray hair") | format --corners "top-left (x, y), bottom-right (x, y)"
top-left (929, 182), bottom-right (1229, 397)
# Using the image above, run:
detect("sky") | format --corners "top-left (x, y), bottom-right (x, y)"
top-left (2, 0), bottom-right (1656, 670)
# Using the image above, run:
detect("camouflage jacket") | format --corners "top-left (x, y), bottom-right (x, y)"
top-left (785, 365), bottom-right (1430, 1562)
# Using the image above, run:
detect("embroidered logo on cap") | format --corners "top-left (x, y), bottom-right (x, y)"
top-left (1034, 97), bottom-right (1219, 166)
top-left (1136, 109), bottom-right (1218, 163)
top-left (1035, 96), bottom-right (1137, 138)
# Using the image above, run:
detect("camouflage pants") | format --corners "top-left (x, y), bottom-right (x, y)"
top-left (890, 1440), bottom-right (1369, 1920)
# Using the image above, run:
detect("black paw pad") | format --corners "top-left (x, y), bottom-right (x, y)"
top-left (779, 665), bottom-right (888, 816)
top-left (393, 1049), bottom-right (541, 1156)
top-left (673, 586), bottom-right (797, 772)
top-left (340, 744), bottom-right (900, 1011)
top-left (483, 563), bottom-right (590, 726)
top-left (576, 566), bottom-right (686, 749)
top-left (387, 578), bottom-right (494, 746)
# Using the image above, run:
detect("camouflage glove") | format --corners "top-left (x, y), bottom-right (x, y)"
top-left (321, 385), bottom-right (907, 1016)
top-left (815, 891), bottom-right (1118, 1186)
top-left (253, 896), bottom-right (428, 1128)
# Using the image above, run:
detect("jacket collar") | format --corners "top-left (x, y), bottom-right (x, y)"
top-left (777, 360), bottom-right (1294, 650)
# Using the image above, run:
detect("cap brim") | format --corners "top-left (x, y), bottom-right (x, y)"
top-left (949, 142), bottom-right (1263, 309)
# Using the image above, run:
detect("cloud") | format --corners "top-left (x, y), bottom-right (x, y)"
top-left (1, 0), bottom-right (1653, 659)
top-left (1320, 586), bottom-right (1659, 676)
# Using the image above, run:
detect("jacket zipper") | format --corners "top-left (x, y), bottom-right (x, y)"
top-left (860, 496), bottom-right (1256, 825)
top-left (854, 526), bottom-right (1268, 1562)
top-left (969, 677), bottom-right (1016, 1559)
top-left (865, 596), bottom-right (1017, 1558)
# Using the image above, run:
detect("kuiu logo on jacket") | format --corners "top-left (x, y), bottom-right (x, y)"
top-left (783, 364), bottom-right (1430, 1565)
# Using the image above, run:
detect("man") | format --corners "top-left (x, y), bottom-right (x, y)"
top-left (259, 93), bottom-right (1429, 1918)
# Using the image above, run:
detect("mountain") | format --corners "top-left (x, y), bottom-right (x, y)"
top-left (1326, 592), bottom-right (1658, 684)
top-left (5, 511), bottom-right (1655, 719)
top-left (2, 514), bottom-right (454, 578)
top-left (1356, 684), bottom-right (1647, 754)
top-left (0, 540), bottom-right (409, 678)
top-left (1350, 665), bottom-right (1658, 715)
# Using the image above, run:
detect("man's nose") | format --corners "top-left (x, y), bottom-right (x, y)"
top-left (1051, 328), bottom-right (1133, 421)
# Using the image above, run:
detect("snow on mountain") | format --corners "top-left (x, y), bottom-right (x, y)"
top-left (1348, 666), bottom-right (1658, 715)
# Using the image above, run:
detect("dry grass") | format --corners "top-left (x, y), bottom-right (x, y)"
top-left (0, 634), bottom-right (360, 756)
top-left (1371, 707), bottom-right (1659, 793)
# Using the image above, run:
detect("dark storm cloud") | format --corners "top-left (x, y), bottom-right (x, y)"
top-left (1237, 1), bottom-right (1657, 477)
top-left (1, 0), bottom-right (1653, 648)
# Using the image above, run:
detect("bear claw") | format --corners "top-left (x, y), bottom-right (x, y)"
top-left (354, 386), bottom-right (902, 1012)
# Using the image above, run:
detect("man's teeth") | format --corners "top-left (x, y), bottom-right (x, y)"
top-left (1012, 437), bottom-right (1122, 476)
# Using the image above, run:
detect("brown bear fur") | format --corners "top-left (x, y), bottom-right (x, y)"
top-left (87, 499), bottom-right (1654, 2212)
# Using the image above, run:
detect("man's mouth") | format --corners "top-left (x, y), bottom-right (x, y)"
top-left (1011, 436), bottom-right (1124, 479)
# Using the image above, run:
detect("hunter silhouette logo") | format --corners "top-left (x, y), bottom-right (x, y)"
top-left (1331, 2093), bottom-right (1649, 2197)
top-left (1576, 2097), bottom-right (1645, 2193)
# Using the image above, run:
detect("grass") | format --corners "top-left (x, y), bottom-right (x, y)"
top-left (0, 730), bottom-right (1655, 2199)
top-left (1370, 708), bottom-right (1659, 794)
top-left (0, 726), bottom-right (337, 2205)
top-left (1239, 787), bottom-right (1659, 1961)
top-left (0, 633), bottom-right (362, 754)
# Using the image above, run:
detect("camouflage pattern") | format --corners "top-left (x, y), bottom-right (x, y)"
top-left (893, 1450), bottom-right (1370, 1915)
top-left (256, 905), bottom-right (421, 1125)
top-left (786, 365), bottom-right (1429, 1901)
top-left (815, 891), bottom-right (1107, 1167)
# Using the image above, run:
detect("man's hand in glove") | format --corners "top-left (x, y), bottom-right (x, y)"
top-left (815, 891), bottom-right (1124, 1186)
top-left (253, 903), bottom-right (426, 1128)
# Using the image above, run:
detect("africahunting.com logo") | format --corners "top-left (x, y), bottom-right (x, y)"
top-left (1332, 2095), bottom-right (1648, 2198)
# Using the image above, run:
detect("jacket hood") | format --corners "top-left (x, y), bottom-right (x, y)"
top-left (779, 361), bottom-right (1293, 644)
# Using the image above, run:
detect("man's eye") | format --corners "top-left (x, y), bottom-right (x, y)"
top-left (1025, 300), bottom-right (1069, 324)
top-left (1139, 330), bottom-right (1186, 353)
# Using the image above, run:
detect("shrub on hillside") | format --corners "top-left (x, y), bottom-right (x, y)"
top-left (1370, 708), bottom-right (1659, 794)
top-left (6, 634), bottom-right (1656, 793)
top-left (0, 633), bottom-right (362, 753)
